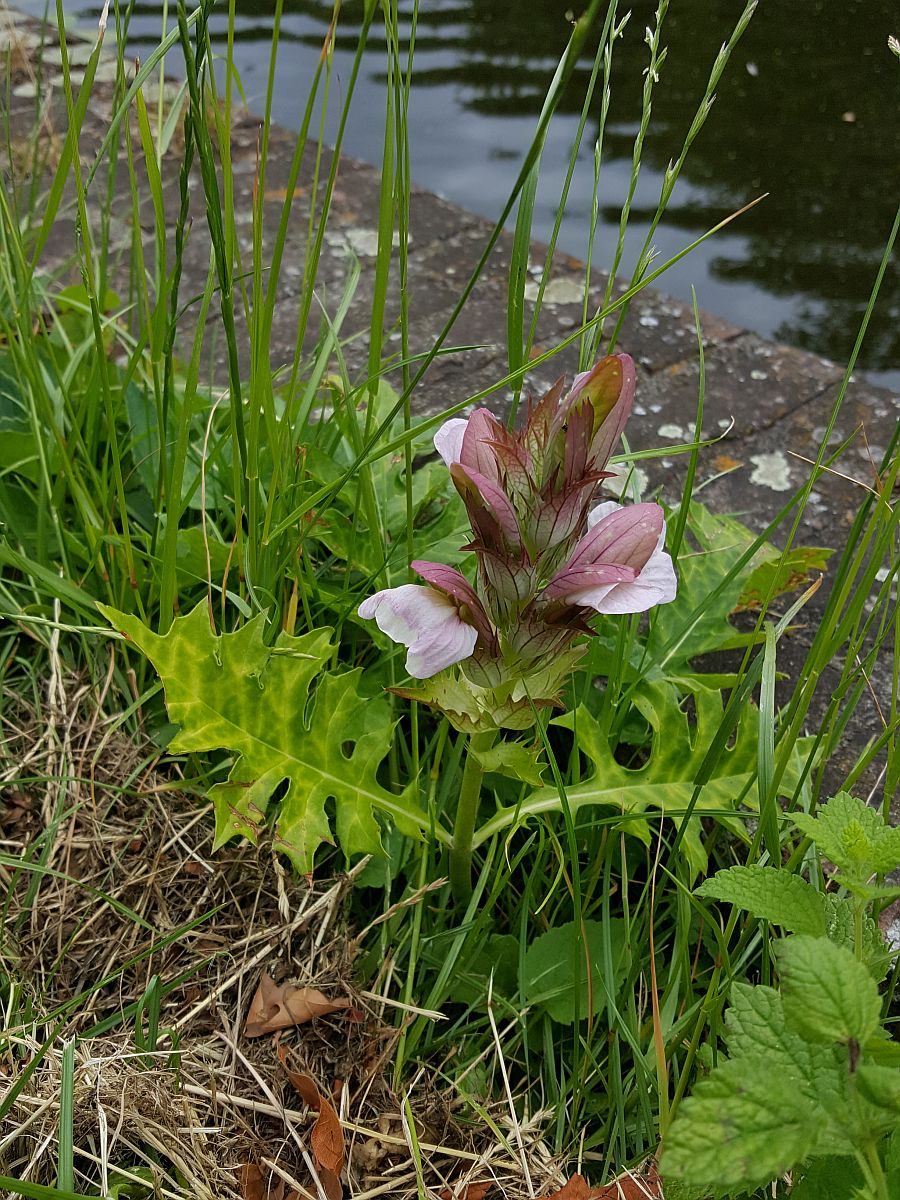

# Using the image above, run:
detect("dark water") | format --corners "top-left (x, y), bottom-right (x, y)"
top-left (56, 0), bottom-right (900, 383)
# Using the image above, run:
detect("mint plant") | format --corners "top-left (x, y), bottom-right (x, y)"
top-left (662, 792), bottom-right (900, 1198)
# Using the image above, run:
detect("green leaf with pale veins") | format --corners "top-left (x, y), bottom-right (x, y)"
top-left (777, 934), bottom-right (882, 1046)
top-left (472, 740), bottom-right (545, 787)
top-left (100, 602), bottom-right (423, 872)
top-left (794, 791), bottom-right (900, 880)
top-left (696, 864), bottom-right (827, 935)
top-left (487, 680), bottom-right (812, 877)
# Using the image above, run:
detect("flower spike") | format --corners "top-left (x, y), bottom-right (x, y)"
top-left (358, 355), bottom-right (677, 727)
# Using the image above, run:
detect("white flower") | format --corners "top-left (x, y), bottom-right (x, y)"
top-left (358, 584), bottom-right (477, 678)
top-left (433, 418), bottom-right (468, 468)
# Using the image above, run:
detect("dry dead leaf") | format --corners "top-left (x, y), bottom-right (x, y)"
top-left (244, 972), bottom-right (350, 1037)
top-left (439, 1182), bottom-right (493, 1199)
top-left (592, 1164), bottom-right (662, 1199)
top-left (543, 1165), bottom-right (662, 1200)
top-left (278, 1047), bottom-right (345, 1198)
top-left (543, 1177), bottom-right (594, 1200)
top-left (264, 186), bottom-right (305, 203)
top-left (239, 1162), bottom-right (286, 1200)
top-left (352, 1137), bottom-right (389, 1173)
top-left (713, 452), bottom-right (743, 472)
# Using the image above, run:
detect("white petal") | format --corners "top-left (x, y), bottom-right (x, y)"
top-left (357, 584), bottom-right (476, 678)
top-left (406, 618), bottom-right (477, 677)
top-left (569, 526), bottom-right (677, 614)
top-left (586, 500), bottom-right (622, 529)
top-left (433, 418), bottom-right (468, 467)
top-left (565, 581), bottom-right (615, 609)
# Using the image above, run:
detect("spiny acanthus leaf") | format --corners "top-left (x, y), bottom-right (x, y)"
top-left (100, 603), bottom-right (423, 872)
top-left (491, 680), bottom-right (811, 877)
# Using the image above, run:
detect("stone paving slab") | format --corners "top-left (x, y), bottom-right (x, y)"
top-left (2, 8), bottom-right (897, 800)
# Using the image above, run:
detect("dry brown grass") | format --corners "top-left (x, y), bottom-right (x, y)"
top-left (0, 657), bottom-right (580, 1200)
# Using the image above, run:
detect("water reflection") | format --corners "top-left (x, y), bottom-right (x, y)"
top-left (66, 0), bottom-right (900, 378)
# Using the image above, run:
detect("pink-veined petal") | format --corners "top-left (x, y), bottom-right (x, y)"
top-left (433, 418), bottom-right (469, 467)
top-left (568, 502), bottom-right (664, 570)
top-left (552, 354), bottom-right (634, 450)
top-left (542, 501), bottom-right (676, 613)
top-left (451, 463), bottom-right (522, 546)
top-left (541, 562), bottom-right (637, 601)
top-left (564, 354), bottom-right (636, 473)
top-left (358, 584), bottom-right (477, 677)
top-left (567, 521), bottom-right (677, 614)
top-left (460, 409), bottom-right (505, 482)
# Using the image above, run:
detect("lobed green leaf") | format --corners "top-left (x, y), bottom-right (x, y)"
top-left (794, 791), bottom-right (900, 881)
top-left (100, 602), bottom-right (425, 871)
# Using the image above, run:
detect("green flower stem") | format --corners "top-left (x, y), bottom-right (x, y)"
top-left (450, 730), bottom-right (497, 904)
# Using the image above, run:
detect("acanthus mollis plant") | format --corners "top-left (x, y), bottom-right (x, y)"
top-left (360, 355), bottom-right (676, 725)
top-left (358, 354), bottom-right (678, 899)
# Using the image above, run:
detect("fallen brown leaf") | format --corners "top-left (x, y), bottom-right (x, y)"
top-left (312, 1101), bottom-right (344, 1174)
top-left (543, 1177), bottom-right (594, 1200)
top-left (244, 972), bottom-right (350, 1037)
top-left (238, 1162), bottom-right (286, 1200)
top-left (543, 1165), bottom-right (662, 1200)
top-left (713, 452), bottom-right (742, 472)
top-left (439, 1182), bottom-right (493, 1200)
top-left (264, 186), bottom-right (305, 202)
top-left (593, 1164), bottom-right (662, 1199)
top-left (278, 1047), bottom-right (345, 1198)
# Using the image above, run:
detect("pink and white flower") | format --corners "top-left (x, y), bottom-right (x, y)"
top-left (358, 585), bottom-right (478, 679)
top-left (358, 355), bottom-right (677, 719)
top-left (542, 501), bottom-right (676, 614)
top-left (357, 561), bottom-right (495, 679)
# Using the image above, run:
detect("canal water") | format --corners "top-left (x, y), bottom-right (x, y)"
top-left (44, 0), bottom-right (900, 383)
